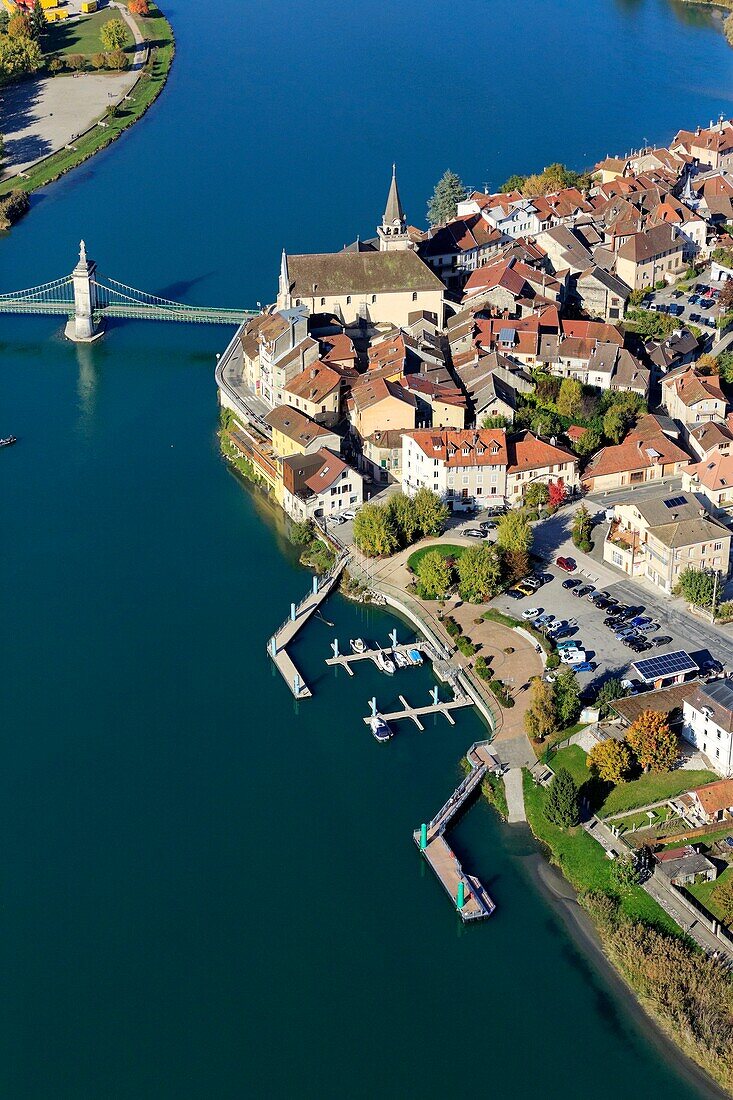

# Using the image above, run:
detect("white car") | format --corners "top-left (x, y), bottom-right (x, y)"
top-left (561, 649), bottom-right (587, 665)
top-left (522, 607), bottom-right (540, 620)
top-left (340, 510), bottom-right (356, 521)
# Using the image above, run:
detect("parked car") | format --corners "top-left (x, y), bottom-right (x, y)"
top-left (522, 607), bottom-right (540, 620)
top-left (561, 649), bottom-right (587, 665)
top-left (689, 312), bottom-right (700, 324)
top-left (506, 588), bottom-right (524, 599)
top-left (700, 299), bottom-right (714, 310)
top-left (630, 615), bottom-right (652, 628)
top-left (615, 626), bottom-right (637, 639)
top-left (484, 505), bottom-right (507, 517)
top-left (562, 577), bottom-right (581, 590)
top-left (550, 625), bottom-right (574, 640)
top-left (594, 597), bottom-right (610, 611)
top-left (556, 556), bottom-right (576, 573)
top-left (636, 620), bottom-right (661, 633)
top-left (463, 528), bottom-right (485, 538)
top-left (604, 615), bottom-right (623, 627)
top-left (556, 639), bottom-right (580, 651)
top-left (534, 613), bottom-right (554, 628)
top-left (575, 585), bottom-right (595, 598)
top-left (522, 576), bottom-right (543, 591)
top-left (651, 636), bottom-right (673, 647)
top-left (572, 661), bottom-right (595, 673)
top-left (340, 510), bottom-right (356, 521)
top-left (479, 520), bottom-right (496, 532)
top-left (513, 584), bottom-right (535, 597)
top-left (628, 639), bottom-right (653, 653)
top-left (689, 294), bottom-right (700, 305)
top-left (701, 658), bottom-right (724, 674)
top-left (668, 303), bottom-right (684, 317)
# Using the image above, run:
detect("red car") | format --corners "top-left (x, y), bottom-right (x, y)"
top-left (556, 556), bottom-right (577, 573)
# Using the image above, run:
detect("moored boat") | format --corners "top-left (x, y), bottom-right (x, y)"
top-left (350, 638), bottom-right (366, 654)
top-left (393, 650), bottom-right (409, 669)
top-left (369, 715), bottom-right (393, 742)
top-left (374, 649), bottom-right (395, 675)
top-left (0, 436), bottom-right (17, 448)
top-left (408, 648), bottom-right (423, 665)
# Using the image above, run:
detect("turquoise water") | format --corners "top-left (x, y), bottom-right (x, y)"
top-left (2, 0), bottom-right (733, 1095)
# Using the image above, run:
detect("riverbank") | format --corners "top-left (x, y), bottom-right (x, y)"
top-left (0, 2), bottom-right (174, 225)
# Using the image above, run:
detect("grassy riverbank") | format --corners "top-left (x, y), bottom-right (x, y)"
top-left (0, 3), bottom-right (174, 210)
top-left (523, 768), bottom-right (733, 1094)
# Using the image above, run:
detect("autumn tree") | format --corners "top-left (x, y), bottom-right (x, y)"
top-left (557, 378), bottom-right (583, 418)
top-left (416, 550), bottom-right (452, 599)
top-left (544, 767), bottom-right (580, 827)
top-left (412, 486), bottom-right (449, 538)
top-left (91, 52), bottom-right (107, 69)
top-left (587, 738), bottom-right (634, 783)
top-left (106, 47), bottom-right (128, 69)
top-left (128, 0), bottom-right (149, 13)
top-left (627, 710), bottom-right (679, 773)
top-left (7, 12), bottom-right (32, 37)
top-left (353, 503), bottom-right (398, 558)
top-left (525, 678), bottom-right (557, 742)
top-left (496, 510), bottom-right (533, 581)
top-left (457, 543), bottom-right (503, 602)
top-left (554, 666), bottom-right (581, 728)
top-left (427, 170), bottom-right (466, 226)
top-left (524, 481), bottom-right (549, 509)
top-left (720, 278), bottom-right (733, 310)
top-left (100, 17), bottom-right (129, 50)
top-left (548, 478), bottom-right (566, 510)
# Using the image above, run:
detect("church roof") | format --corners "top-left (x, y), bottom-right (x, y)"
top-left (384, 164), bottom-right (405, 224)
top-left (285, 250), bottom-right (444, 297)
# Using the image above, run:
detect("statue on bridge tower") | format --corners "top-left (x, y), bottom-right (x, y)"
top-left (65, 239), bottom-right (102, 343)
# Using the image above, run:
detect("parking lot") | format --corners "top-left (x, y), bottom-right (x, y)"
top-left (637, 269), bottom-right (722, 336)
top-left (491, 559), bottom-right (728, 697)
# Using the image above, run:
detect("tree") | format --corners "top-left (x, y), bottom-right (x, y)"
top-left (416, 550), bottom-right (452, 599)
top-left (499, 174), bottom-right (525, 194)
top-left (557, 378), bottom-right (583, 418)
top-left (674, 566), bottom-right (716, 609)
top-left (548, 478), bottom-right (566, 510)
top-left (386, 493), bottom-right (420, 546)
top-left (289, 519), bottom-right (314, 546)
top-left (128, 0), bottom-right (149, 13)
top-left (587, 738), bottom-right (634, 783)
top-left (713, 874), bottom-right (733, 924)
top-left (627, 710), bottom-right (679, 773)
top-left (554, 667), bottom-right (581, 728)
top-left (595, 678), bottom-right (630, 718)
top-left (602, 406), bottom-right (628, 444)
top-left (719, 350), bottom-right (733, 386)
top-left (481, 412), bottom-right (510, 429)
top-left (572, 427), bottom-right (601, 457)
top-left (544, 767), bottom-right (580, 828)
top-left (696, 353), bottom-right (719, 376)
top-left (457, 543), bottom-right (503, 602)
top-left (427, 170), bottom-right (465, 226)
top-left (525, 678), bottom-right (557, 742)
top-left (66, 52), bottom-right (86, 70)
top-left (353, 503), bottom-right (398, 557)
top-left (412, 486), bottom-right (449, 538)
top-left (519, 163), bottom-right (587, 197)
top-left (100, 17), bottom-right (129, 50)
top-left (496, 509), bottom-right (533, 581)
top-left (91, 52), bottom-right (108, 69)
top-left (524, 481), bottom-right (549, 509)
top-left (720, 279), bottom-right (733, 310)
top-left (29, 0), bottom-right (45, 38)
top-left (571, 504), bottom-right (593, 552)
top-left (610, 853), bottom-right (640, 893)
top-left (7, 13), bottom-right (32, 37)
top-left (0, 33), bottom-right (42, 84)
top-left (106, 47), bottom-right (128, 69)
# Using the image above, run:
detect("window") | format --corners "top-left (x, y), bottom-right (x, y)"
top-left (412, 292), bottom-right (418, 301)
top-left (320, 298), bottom-right (326, 306)
top-left (346, 295), bottom-right (352, 305)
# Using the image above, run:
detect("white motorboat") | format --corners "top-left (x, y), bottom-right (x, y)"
top-left (374, 649), bottom-right (395, 675)
top-left (407, 648), bottom-right (423, 666)
top-left (350, 638), bottom-right (366, 654)
top-left (393, 650), bottom-right (410, 669)
top-left (369, 715), bottom-right (393, 742)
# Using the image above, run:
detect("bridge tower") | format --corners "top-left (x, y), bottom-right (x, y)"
top-left (65, 240), bottom-right (102, 342)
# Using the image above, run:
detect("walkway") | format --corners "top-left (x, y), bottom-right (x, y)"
top-left (268, 557), bottom-right (347, 697)
top-left (504, 768), bottom-right (526, 823)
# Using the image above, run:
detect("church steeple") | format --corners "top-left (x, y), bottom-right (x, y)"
top-left (378, 164), bottom-right (411, 252)
top-left (277, 248), bottom-right (292, 309)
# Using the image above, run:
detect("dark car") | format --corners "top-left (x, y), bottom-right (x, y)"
top-left (551, 625), bottom-right (574, 640)
top-left (668, 303), bottom-right (684, 317)
top-left (604, 614), bottom-right (623, 627)
top-left (651, 636), bottom-right (673, 647)
top-left (701, 658), bottom-right (724, 673)
top-left (594, 598), bottom-right (610, 611)
top-left (575, 585), bottom-right (594, 598)
top-left (689, 312), bottom-right (700, 324)
top-left (562, 577), bottom-right (581, 590)
top-left (484, 505), bottom-right (507, 517)
top-left (621, 633), bottom-right (641, 646)
top-left (629, 639), bottom-right (653, 653)
top-left (479, 520), bottom-right (496, 531)
top-left (506, 588), bottom-right (524, 599)
top-left (556, 556), bottom-right (577, 573)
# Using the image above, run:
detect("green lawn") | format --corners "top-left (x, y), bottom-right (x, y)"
top-left (483, 608), bottom-right (552, 654)
top-left (46, 10), bottom-right (133, 58)
top-left (688, 867), bottom-right (733, 926)
top-left (614, 807), bottom-right (672, 833)
top-left (406, 544), bottom-right (465, 571)
top-left (549, 746), bottom-right (717, 819)
top-left (523, 771), bottom-right (677, 931)
top-left (601, 770), bottom-right (718, 817)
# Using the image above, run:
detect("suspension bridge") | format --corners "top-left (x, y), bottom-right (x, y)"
top-left (0, 241), bottom-right (258, 342)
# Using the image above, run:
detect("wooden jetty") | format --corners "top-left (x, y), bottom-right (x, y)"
top-left (267, 555), bottom-right (347, 699)
top-left (413, 740), bottom-right (499, 922)
top-left (363, 690), bottom-right (472, 731)
top-left (326, 641), bottom-right (429, 677)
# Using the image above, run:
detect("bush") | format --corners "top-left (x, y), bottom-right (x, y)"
top-left (489, 679), bottom-right (515, 708)
top-left (443, 616), bottom-right (462, 640)
top-left (289, 519), bottom-right (315, 546)
top-left (716, 601), bottom-right (733, 623)
top-left (66, 53), bottom-right (86, 71)
top-left (474, 656), bottom-right (492, 681)
top-left (106, 48), bottom-right (129, 70)
top-left (456, 635), bottom-right (477, 657)
top-left (91, 52), bottom-right (108, 70)
top-left (48, 56), bottom-right (64, 73)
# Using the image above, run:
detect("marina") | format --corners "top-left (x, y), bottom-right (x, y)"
top-left (362, 688), bottom-right (473, 731)
top-left (325, 637), bottom-right (429, 677)
top-left (414, 740), bottom-right (501, 921)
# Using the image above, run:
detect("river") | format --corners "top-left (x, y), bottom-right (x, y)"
top-left (1, 0), bottom-right (733, 1096)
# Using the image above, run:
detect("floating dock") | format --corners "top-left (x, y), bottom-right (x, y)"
top-left (267, 555), bottom-right (347, 698)
top-left (325, 641), bottom-right (429, 677)
top-left (363, 690), bottom-right (472, 731)
top-left (413, 741), bottom-right (500, 922)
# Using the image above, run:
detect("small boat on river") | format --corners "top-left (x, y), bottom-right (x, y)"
top-left (0, 436), bottom-right (17, 448)
top-left (374, 649), bottom-right (395, 675)
top-left (350, 638), bottom-right (366, 654)
top-left (369, 715), bottom-right (393, 742)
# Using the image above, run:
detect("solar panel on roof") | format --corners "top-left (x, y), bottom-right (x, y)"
top-left (499, 328), bottom-right (516, 343)
top-left (663, 495), bottom-right (687, 509)
top-left (632, 650), bottom-right (699, 683)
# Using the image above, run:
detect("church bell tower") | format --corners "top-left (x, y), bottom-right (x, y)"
top-left (377, 165), bottom-right (411, 252)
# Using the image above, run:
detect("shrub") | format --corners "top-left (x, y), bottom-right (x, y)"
top-left (289, 519), bottom-right (315, 546)
top-left (489, 679), bottom-right (515, 708)
top-left (444, 616), bottom-right (462, 640)
top-left (716, 601), bottom-right (733, 623)
top-left (91, 52), bottom-right (107, 69)
top-left (66, 53), bottom-right (86, 71)
top-left (48, 56), bottom-right (64, 73)
top-left (456, 635), bottom-right (477, 657)
top-left (106, 48), bottom-right (129, 70)
top-left (474, 656), bottom-right (492, 681)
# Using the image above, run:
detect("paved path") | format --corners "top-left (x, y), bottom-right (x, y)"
top-left (504, 768), bottom-right (526, 823)
top-left (1, 4), bottom-right (145, 180)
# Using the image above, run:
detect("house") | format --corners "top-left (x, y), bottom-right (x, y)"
top-left (276, 248), bottom-right (445, 329)
top-left (593, 156), bottom-right (630, 184)
top-left (361, 428), bottom-right (404, 485)
top-left (602, 491), bottom-right (731, 594)
top-left (402, 375), bottom-right (467, 430)
top-left (281, 448), bottom-right (364, 522)
top-left (654, 847), bottom-right (717, 887)
top-left (672, 777), bottom-right (733, 827)
top-left (452, 350), bottom-right (534, 424)
top-left (661, 366), bottom-right (727, 427)
top-left (283, 362), bottom-right (343, 426)
top-left (687, 419), bottom-right (733, 461)
top-left (419, 214), bottom-right (505, 286)
top-left (582, 414), bottom-right (691, 492)
top-left (671, 118), bottom-right (733, 172)
top-left (682, 680), bottom-right (733, 776)
top-left (349, 376), bottom-right (416, 440)
top-left (644, 328), bottom-right (699, 376)
top-left (505, 431), bottom-right (579, 504)
top-left (265, 405), bottom-right (340, 459)
top-left (401, 427), bottom-right (509, 510)
top-left (683, 448), bottom-right (733, 518)
top-left (615, 224), bottom-right (686, 289)
top-left (576, 265), bottom-right (630, 321)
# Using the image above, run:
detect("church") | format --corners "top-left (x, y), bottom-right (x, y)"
top-left (276, 168), bottom-right (445, 328)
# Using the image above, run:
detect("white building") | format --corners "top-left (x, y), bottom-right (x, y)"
top-left (682, 680), bottom-right (733, 776)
